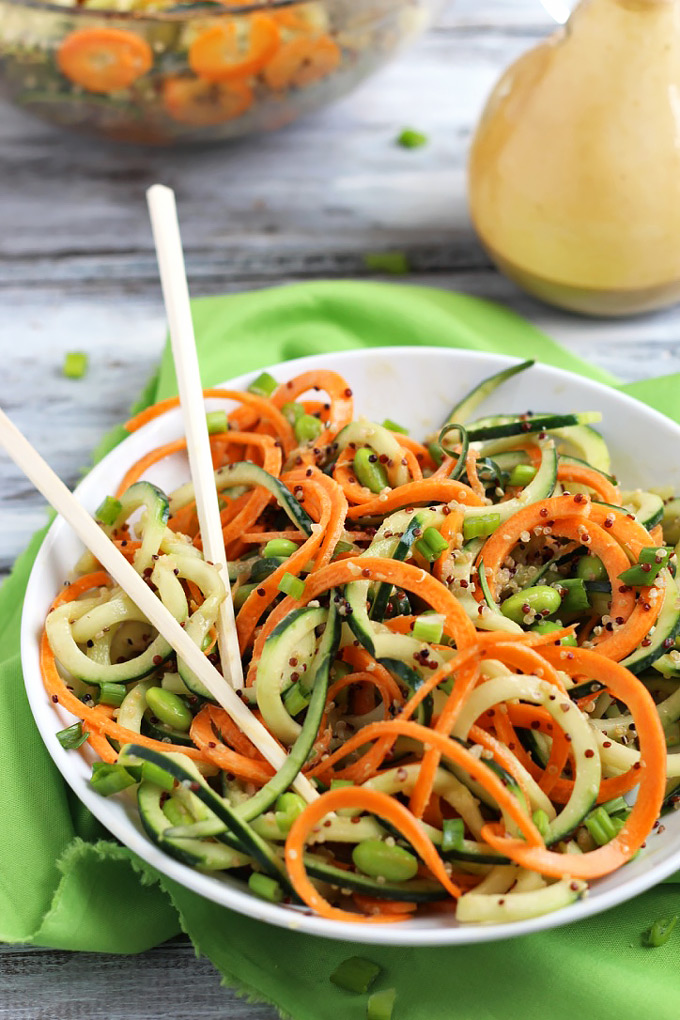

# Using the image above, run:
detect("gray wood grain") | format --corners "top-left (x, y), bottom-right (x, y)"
top-left (1, 0), bottom-right (679, 1016)
top-left (0, 941), bottom-right (278, 1019)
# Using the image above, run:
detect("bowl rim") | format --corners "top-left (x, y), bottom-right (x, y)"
top-left (3, 0), bottom-right (307, 24)
top-left (20, 344), bottom-right (680, 947)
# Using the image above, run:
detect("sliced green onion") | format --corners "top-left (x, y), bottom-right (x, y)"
top-left (330, 957), bottom-right (382, 994)
top-left (477, 559), bottom-right (497, 610)
top-left (95, 495), bottom-right (123, 526)
top-left (381, 418), bottom-right (409, 435)
top-left (56, 721), bottom-right (89, 750)
top-left (414, 527), bottom-right (449, 563)
top-left (248, 872), bottom-right (284, 903)
top-left (412, 613), bottom-right (444, 644)
top-left (397, 126), bottom-right (428, 148)
top-left (643, 915), bottom-right (678, 948)
top-left (206, 410), bottom-right (228, 434)
top-left (295, 413), bottom-right (323, 444)
top-left (367, 988), bottom-right (397, 1020)
top-left (277, 572), bottom-right (305, 599)
top-left (275, 792), bottom-right (306, 834)
top-left (462, 513), bottom-right (501, 541)
top-left (263, 538), bottom-right (299, 559)
top-left (363, 251), bottom-right (410, 276)
top-left (508, 463), bottom-right (537, 487)
top-left (599, 796), bottom-right (630, 817)
top-left (282, 401), bottom-right (305, 426)
top-left (584, 805), bottom-right (626, 846)
top-left (333, 540), bottom-right (355, 557)
top-left (89, 762), bottom-right (137, 797)
top-left (283, 682), bottom-right (310, 717)
top-left (63, 352), bottom-right (88, 379)
top-left (557, 578), bottom-right (590, 614)
top-left (618, 547), bottom-right (672, 587)
top-left (532, 809), bottom-right (551, 838)
top-left (354, 448), bottom-right (389, 494)
top-left (441, 817), bottom-right (464, 853)
top-left (639, 546), bottom-right (673, 567)
top-left (98, 682), bottom-right (127, 707)
top-left (427, 441), bottom-right (444, 467)
top-left (248, 371), bottom-right (278, 397)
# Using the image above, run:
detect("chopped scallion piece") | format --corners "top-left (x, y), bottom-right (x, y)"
top-left (643, 915), bottom-right (678, 947)
top-left (56, 721), bottom-right (89, 750)
top-left (278, 572), bottom-right (305, 599)
top-left (441, 817), bottom-right (464, 853)
top-left (95, 495), bottom-right (123, 527)
top-left (363, 251), bottom-right (410, 276)
top-left (248, 371), bottom-right (278, 397)
top-left (367, 988), bottom-right (397, 1020)
top-left (619, 546), bottom-right (673, 586)
top-left (63, 352), bottom-right (89, 379)
top-left (381, 418), bottom-right (409, 435)
top-left (89, 762), bottom-right (137, 797)
top-left (412, 612), bottom-right (444, 644)
top-left (282, 401), bottom-right (305, 426)
top-left (584, 805), bottom-right (626, 846)
top-left (98, 682), bottom-right (127, 707)
top-left (330, 956), bottom-right (382, 994)
top-left (508, 463), bottom-right (537, 487)
top-left (462, 513), bottom-right (501, 541)
top-left (414, 527), bottom-right (449, 562)
top-left (532, 809), bottom-right (551, 838)
top-left (427, 442), bottom-right (444, 467)
top-left (397, 126), bottom-right (428, 148)
top-left (263, 538), bottom-right (299, 559)
top-left (248, 872), bottom-right (284, 903)
top-left (557, 578), bottom-right (590, 614)
top-left (333, 540), bottom-right (355, 556)
top-left (283, 682), bottom-right (310, 717)
top-left (206, 410), bottom-right (228, 434)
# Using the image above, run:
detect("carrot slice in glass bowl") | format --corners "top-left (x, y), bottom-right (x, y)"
top-left (57, 28), bottom-right (153, 94)
top-left (263, 34), bottom-right (341, 91)
top-left (189, 13), bottom-right (280, 82)
top-left (163, 76), bottom-right (253, 126)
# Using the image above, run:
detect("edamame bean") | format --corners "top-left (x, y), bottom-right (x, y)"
top-left (352, 839), bottom-right (418, 882)
top-left (263, 538), bottom-right (299, 559)
top-left (353, 448), bottom-right (389, 494)
top-left (145, 686), bottom-right (193, 732)
top-left (500, 584), bottom-right (562, 624)
top-left (530, 620), bottom-right (577, 647)
top-left (295, 413), bottom-right (323, 444)
top-left (575, 555), bottom-right (608, 582)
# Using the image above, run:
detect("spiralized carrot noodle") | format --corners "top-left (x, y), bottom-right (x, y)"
top-left (41, 363), bottom-right (675, 929)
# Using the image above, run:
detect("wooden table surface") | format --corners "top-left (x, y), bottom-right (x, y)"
top-left (3, 0), bottom-right (680, 1015)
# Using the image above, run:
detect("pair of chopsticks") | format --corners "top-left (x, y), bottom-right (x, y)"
top-left (0, 185), bottom-right (317, 805)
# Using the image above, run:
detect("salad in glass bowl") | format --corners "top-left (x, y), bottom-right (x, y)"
top-left (0, 0), bottom-right (439, 145)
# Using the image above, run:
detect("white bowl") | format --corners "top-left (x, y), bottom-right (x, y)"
top-left (20, 346), bottom-right (680, 946)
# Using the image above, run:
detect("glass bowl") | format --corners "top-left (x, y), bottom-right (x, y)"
top-left (0, 0), bottom-right (440, 145)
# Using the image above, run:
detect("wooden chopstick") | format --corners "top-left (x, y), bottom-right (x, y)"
top-left (146, 184), bottom-right (244, 691)
top-left (0, 406), bottom-right (317, 803)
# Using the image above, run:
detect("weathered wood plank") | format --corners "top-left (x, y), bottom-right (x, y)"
top-left (0, 941), bottom-right (278, 1020)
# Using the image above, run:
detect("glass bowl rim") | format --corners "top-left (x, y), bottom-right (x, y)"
top-left (2, 0), bottom-right (307, 22)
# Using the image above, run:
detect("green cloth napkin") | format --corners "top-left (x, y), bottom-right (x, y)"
top-left (2, 281), bottom-right (679, 1019)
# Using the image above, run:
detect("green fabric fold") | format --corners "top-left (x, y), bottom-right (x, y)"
top-left (2, 282), bottom-right (679, 1020)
